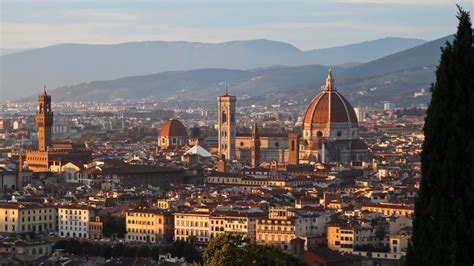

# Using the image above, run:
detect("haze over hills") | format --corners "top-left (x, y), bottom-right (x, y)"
top-left (0, 37), bottom-right (426, 100)
top-left (29, 35), bottom-right (452, 107)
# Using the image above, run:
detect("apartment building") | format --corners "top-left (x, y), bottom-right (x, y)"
top-left (58, 205), bottom-right (94, 238)
top-left (256, 207), bottom-right (298, 251)
top-left (209, 210), bottom-right (263, 241)
top-left (174, 207), bottom-right (210, 243)
top-left (0, 202), bottom-right (57, 234)
top-left (125, 209), bottom-right (174, 243)
top-left (88, 216), bottom-right (103, 240)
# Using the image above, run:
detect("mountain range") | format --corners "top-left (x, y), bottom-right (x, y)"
top-left (0, 37), bottom-right (426, 101)
top-left (29, 35), bottom-right (453, 107)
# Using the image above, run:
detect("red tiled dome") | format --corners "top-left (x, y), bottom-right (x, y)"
top-left (160, 119), bottom-right (187, 137)
top-left (303, 70), bottom-right (358, 125)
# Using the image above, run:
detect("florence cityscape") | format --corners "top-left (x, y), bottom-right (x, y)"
top-left (0, 1), bottom-right (473, 265)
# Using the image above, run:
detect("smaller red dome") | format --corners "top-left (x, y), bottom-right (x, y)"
top-left (160, 119), bottom-right (187, 137)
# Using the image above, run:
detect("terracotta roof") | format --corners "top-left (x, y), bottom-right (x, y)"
top-left (160, 119), bottom-right (187, 137)
top-left (303, 71), bottom-right (358, 125)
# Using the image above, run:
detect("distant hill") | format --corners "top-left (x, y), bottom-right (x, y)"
top-left (0, 37), bottom-right (426, 100)
top-left (25, 35), bottom-right (454, 107)
top-left (0, 48), bottom-right (34, 56)
top-left (306, 37), bottom-right (426, 65)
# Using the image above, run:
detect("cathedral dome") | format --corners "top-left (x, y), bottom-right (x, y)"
top-left (303, 70), bottom-right (358, 125)
top-left (160, 119), bottom-right (188, 137)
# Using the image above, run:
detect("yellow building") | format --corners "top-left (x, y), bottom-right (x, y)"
top-left (0, 202), bottom-right (57, 234)
top-left (88, 216), bottom-right (103, 240)
top-left (209, 211), bottom-right (262, 242)
top-left (256, 207), bottom-right (297, 251)
top-left (174, 208), bottom-right (210, 243)
top-left (361, 203), bottom-right (414, 217)
top-left (126, 209), bottom-right (173, 243)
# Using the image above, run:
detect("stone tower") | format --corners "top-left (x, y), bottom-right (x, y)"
top-left (251, 121), bottom-right (260, 168)
top-left (217, 91), bottom-right (236, 160)
top-left (36, 86), bottom-right (53, 151)
top-left (287, 134), bottom-right (299, 165)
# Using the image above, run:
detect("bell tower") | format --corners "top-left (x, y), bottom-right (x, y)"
top-left (251, 121), bottom-right (260, 168)
top-left (217, 90), bottom-right (236, 160)
top-left (36, 86), bottom-right (53, 151)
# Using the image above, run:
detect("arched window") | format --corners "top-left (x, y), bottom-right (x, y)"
top-left (222, 111), bottom-right (227, 123)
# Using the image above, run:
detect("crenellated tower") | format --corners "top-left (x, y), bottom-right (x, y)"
top-left (36, 86), bottom-right (53, 151)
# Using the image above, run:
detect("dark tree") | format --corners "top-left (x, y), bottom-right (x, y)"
top-left (111, 243), bottom-right (125, 258)
top-left (136, 245), bottom-right (151, 257)
top-left (123, 246), bottom-right (138, 257)
top-left (150, 246), bottom-right (161, 261)
top-left (406, 6), bottom-right (474, 266)
top-left (167, 240), bottom-right (202, 263)
top-left (101, 213), bottom-right (126, 238)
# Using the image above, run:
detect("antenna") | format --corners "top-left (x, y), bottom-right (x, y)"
top-left (225, 82), bottom-right (229, 95)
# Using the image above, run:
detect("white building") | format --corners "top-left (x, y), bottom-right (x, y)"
top-left (174, 207), bottom-right (210, 243)
top-left (58, 206), bottom-right (94, 239)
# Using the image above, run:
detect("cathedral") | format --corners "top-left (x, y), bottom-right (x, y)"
top-left (26, 88), bottom-right (92, 172)
top-left (217, 69), bottom-right (372, 165)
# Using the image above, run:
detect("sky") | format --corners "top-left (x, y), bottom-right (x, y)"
top-left (0, 0), bottom-right (471, 50)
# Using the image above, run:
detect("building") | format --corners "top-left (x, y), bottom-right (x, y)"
top-left (58, 205), bottom-right (94, 238)
top-left (361, 203), bottom-right (414, 217)
top-left (256, 207), bottom-right (298, 251)
top-left (125, 209), bottom-right (174, 243)
top-left (209, 210), bottom-right (262, 242)
top-left (158, 119), bottom-right (188, 150)
top-left (216, 70), bottom-right (371, 165)
top-left (0, 167), bottom-right (22, 191)
top-left (0, 202), bottom-right (57, 234)
top-left (174, 207), bottom-right (210, 244)
top-left (88, 216), bottom-right (103, 240)
top-left (217, 92), bottom-right (236, 160)
top-left (300, 70), bottom-right (372, 163)
top-left (26, 89), bottom-right (92, 172)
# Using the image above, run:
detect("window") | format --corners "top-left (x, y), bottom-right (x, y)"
top-left (222, 111), bottom-right (227, 123)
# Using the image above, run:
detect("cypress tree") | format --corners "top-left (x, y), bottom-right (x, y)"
top-left (406, 6), bottom-right (474, 266)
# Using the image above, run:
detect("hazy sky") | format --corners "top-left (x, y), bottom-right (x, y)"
top-left (0, 0), bottom-right (471, 50)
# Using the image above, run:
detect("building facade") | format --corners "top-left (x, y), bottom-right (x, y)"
top-left (26, 89), bottom-right (92, 172)
top-left (125, 209), bottom-right (174, 243)
top-left (216, 70), bottom-right (371, 165)
top-left (217, 92), bottom-right (236, 160)
top-left (0, 202), bottom-right (57, 234)
top-left (58, 206), bottom-right (94, 239)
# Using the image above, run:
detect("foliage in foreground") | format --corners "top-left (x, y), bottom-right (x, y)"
top-left (203, 234), bottom-right (306, 266)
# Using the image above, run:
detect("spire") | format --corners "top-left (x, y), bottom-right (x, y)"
top-left (225, 82), bottom-right (229, 96)
top-left (42, 84), bottom-right (48, 96)
top-left (324, 68), bottom-right (336, 91)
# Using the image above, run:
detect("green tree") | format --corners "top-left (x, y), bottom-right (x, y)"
top-left (203, 234), bottom-right (305, 266)
top-left (203, 234), bottom-right (249, 266)
top-left (406, 6), bottom-right (474, 266)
